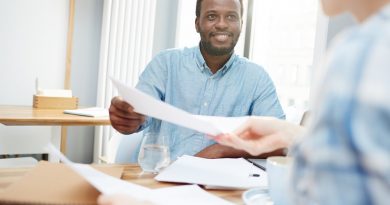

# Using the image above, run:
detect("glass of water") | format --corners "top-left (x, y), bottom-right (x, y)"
top-left (138, 132), bottom-right (170, 173)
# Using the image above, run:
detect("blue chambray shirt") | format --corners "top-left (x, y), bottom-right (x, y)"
top-left (291, 4), bottom-right (390, 205)
top-left (135, 46), bottom-right (285, 160)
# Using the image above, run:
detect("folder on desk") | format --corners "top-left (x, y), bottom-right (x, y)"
top-left (0, 161), bottom-right (123, 205)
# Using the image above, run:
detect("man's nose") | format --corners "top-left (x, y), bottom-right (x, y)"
top-left (215, 17), bottom-right (229, 29)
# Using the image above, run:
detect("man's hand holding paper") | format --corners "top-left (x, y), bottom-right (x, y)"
top-left (110, 78), bottom-right (249, 136)
top-left (109, 96), bottom-right (146, 135)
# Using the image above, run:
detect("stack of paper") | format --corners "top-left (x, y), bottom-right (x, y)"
top-left (35, 78), bottom-right (72, 98)
top-left (36, 89), bottom-right (73, 97)
top-left (156, 155), bottom-right (267, 190)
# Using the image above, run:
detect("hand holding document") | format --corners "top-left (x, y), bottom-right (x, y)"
top-left (111, 78), bottom-right (249, 136)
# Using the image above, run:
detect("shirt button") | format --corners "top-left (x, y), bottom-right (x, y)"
top-left (204, 102), bottom-right (208, 106)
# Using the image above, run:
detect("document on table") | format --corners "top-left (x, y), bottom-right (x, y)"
top-left (156, 155), bottom-right (267, 190)
top-left (111, 78), bottom-right (248, 136)
top-left (46, 145), bottom-right (234, 205)
top-left (64, 107), bottom-right (109, 117)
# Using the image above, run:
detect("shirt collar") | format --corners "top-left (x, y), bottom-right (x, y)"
top-left (195, 45), bottom-right (206, 71)
top-left (195, 44), bottom-right (238, 75)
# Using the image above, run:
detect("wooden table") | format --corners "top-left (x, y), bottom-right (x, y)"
top-left (0, 164), bottom-right (244, 204)
top-left (0, 105), bottom-right (111, 155)
top-left (0, 105), bottom-right (110, 126)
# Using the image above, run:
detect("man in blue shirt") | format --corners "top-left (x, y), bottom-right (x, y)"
top-left (109, 0), bottom-right (285, 159)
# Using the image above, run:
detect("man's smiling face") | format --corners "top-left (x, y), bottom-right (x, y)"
top-left (196, 0), bottom-right (243, 56)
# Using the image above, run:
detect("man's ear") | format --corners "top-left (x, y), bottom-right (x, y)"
top-left (195, 17), bottom-right (200, 33)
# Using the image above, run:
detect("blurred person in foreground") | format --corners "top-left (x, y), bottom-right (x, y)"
top-left (215, 0), bottom-right (390, 204)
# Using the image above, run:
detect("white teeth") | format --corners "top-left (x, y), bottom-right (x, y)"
top-left (214, 34), bottom-right (229, 41)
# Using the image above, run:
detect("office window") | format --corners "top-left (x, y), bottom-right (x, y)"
top-left (249, 0), bottom-right (323, 109)
top-left (175, 0), bottom-right (198, 47)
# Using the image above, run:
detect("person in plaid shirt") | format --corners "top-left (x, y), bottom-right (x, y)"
top-left (215, 0), bottom-right (390, 204)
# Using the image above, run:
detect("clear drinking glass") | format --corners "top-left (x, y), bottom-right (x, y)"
top-left (138, 132), bottom-right (170, 173)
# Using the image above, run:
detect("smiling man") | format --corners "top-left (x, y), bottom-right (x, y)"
top-left (109, 0), bottom-right (285, 160)
top-left (196, 0), bottom-right (243, 72)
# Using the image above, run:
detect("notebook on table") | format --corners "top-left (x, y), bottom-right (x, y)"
top-left (64, 107), bottom-right (108, 117)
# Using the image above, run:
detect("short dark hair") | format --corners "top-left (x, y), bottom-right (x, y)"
top-left (196, 0), bottom-right (244, 18)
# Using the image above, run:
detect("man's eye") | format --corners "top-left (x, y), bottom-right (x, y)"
top-left (227, 15), bottom-right (237, 20)
top-left (207, 15), bottom-right (216, 20)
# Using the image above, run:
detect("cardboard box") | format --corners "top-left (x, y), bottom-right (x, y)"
top-left (33, 95), bottom-right (78, 109)
top-left (0, 161), bottom-right (123, 205)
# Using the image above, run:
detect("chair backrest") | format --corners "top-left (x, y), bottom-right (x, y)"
top-left (103, 131), bottom-right (144, 164)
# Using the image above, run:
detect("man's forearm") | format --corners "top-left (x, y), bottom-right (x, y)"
top-left (195, 144), bottom-right (284, 159)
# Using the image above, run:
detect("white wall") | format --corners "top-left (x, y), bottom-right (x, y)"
top-left (0, 0), bottom-right (103, 163)
top-left (0, 0), bottom-right (69, 157)
top-left (0, 0), bottom-right (68, 98)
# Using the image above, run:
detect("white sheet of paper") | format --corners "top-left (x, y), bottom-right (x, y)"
top-left (149, 185), bottom-right (234, 205)
top-left (193, 115), bottom-right (249, 133)
top-left (155, 155), bottom-right (267, 190)
top-left (111, 78), bottom-right (249, 135)
top-left (45, 145), bottom-right (235, 204)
